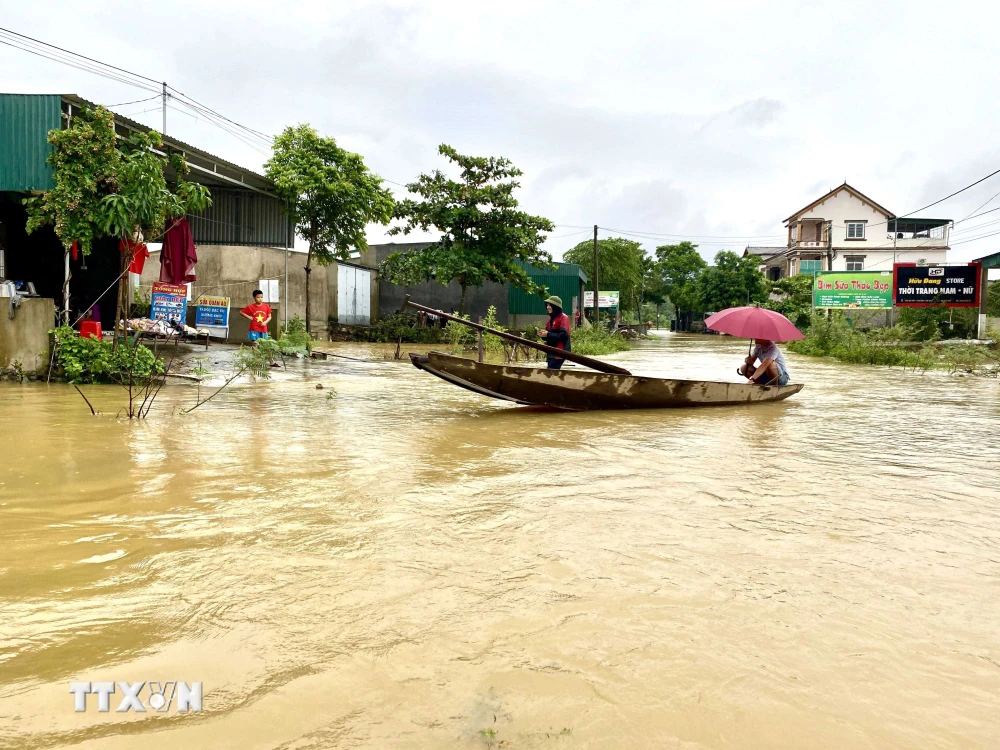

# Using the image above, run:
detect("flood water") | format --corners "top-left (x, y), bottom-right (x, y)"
top-left (1, 334), bottom-right (998, 749)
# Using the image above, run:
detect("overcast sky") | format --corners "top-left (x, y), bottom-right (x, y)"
top-left (2, 0), bottom-right (999, 264)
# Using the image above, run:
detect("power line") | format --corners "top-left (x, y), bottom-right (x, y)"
top-left (951, 227), bottom-right (1000, 246)
top-left (0, 25), bottom-right (158, 83)
top-left (167, 86), bottom-right (272, 143)
top-left (0, 26), bottom-right (275, 154)
top-left (959, 187), bottom-right (1000, 222)
top-left (598, 225), bottom-right (785, 240)
top-left (106, 94), bottom-right (161, 108)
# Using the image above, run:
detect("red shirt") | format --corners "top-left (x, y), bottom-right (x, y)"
top-left (241, 302), bottom-right (272, 333)
top-left (545, 312), bottom-right (571, 350)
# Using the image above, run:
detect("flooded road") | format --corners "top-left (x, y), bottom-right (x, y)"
top-left (1, 334), bottom-right (998, 749)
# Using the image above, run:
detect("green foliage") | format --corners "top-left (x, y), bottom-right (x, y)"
top-left (266, 124), bottom-right (393, 332)
top-left (568, 324), bottom-right (631, 356)
top-left (987, 280), bottom-right (1000, 317)
top-left (898, 304), bottom-right (979, 341)
top-left (765, 273), bottom-right (813, 329)
top-left (354, 313), bottom-right (444, 343)
top-left (278, 316), bottom-right (313, 355)
top-left (379, 144), bottom-right (555, 313)
top-left (481, 305), bottom-right (506, 354)
top-left (49, 326), bottom-right (161, 384)
top-left (266, 124), bottom-right (394, 261)
top-left (563, 237), bottom-right (646, 312)
top-left (655, 241), bottom-right (708, 319)
top-left (24, 106), bottom-right (210, 255)
top-left (787, 314), bottom-right (936, 368)
top-left (234, 340), bottom-right (281, 380)
top-left (132, 288), bottom-right (151, 318)
top-left (445, 314), bottom-right (474, 352)
top-left (696, 251), bottom-right (769, 312)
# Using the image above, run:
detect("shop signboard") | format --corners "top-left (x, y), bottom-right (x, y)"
top-left (583, 290), bottom-right (620, 308)
top-left (194, 295), bottom-right (230, 340)
top-left (813, 271), bottom-right (892, 309)
top-left (893, 264), bottom-right (980, 307)
top-left (150, 282), bottom-right (188, 323)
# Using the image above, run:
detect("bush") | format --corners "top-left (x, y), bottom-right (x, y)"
top-left (445, 314), bottom-right (474, 352)
top-left (787, 314), bottom-right (935, 369)
top-left (278, 316), bottom-right (312, 355)
top-left (50, 326), bottom-right (162, 384)
top-left (568, 324), bottom-right (632, 356)
top-left (353, 313), bottom-right (443, 344)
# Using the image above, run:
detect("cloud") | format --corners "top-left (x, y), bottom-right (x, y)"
top-left (3, 0), bottom-right (1000, 262)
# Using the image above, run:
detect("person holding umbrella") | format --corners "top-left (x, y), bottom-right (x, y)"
top-left (740, 339), bottom-right (789, 385)
top-left (703, 306), bottom-right (803, 387)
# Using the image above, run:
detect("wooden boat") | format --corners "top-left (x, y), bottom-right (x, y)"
top-left (410, 351), bottom-right (804, 410)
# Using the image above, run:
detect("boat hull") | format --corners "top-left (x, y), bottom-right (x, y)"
top-left (412, 351), bottom-right (804, 410)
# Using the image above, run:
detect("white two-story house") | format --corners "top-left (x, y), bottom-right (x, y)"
top-left (745, 183), bottom-right (950, 280)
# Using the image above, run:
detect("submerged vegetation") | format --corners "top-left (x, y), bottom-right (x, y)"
top-left (49, 326), bottom-right (162, 384)
top-left (788, 313), bottom-right (998, 376)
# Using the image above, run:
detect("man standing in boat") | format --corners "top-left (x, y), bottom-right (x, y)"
top-left (537, 296), bottom-right (572, 369)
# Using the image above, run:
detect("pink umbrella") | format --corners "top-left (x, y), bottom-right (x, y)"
top-left (704, 306), bottom-right (804, 342)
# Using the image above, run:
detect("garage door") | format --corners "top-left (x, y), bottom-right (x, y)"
top-left (337, 265), bottom-right (371, 326)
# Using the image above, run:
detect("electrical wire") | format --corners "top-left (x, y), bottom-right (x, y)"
top-left (0, 26), bottom-right (158, 82)
top-left (599, 225), bottom-right (786, 240)
top-left (0, 26), bottom-right (275, 154)
top-left (107, 94), bottom-right (162, 108)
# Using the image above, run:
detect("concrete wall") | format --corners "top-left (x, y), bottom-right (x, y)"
top-left (139, 245), bottom-right (330, 337)
top-left (0, 297), bottom-right (54, 373)
top-left (361, 242), bottom-right (510, 324)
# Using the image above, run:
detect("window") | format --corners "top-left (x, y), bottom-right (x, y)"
top-left (845, 256), bottom-right (864, 272)
top-left (799, 260), bottom-right (823, 274)
top-left (846, 222), bottom-right (866, 239)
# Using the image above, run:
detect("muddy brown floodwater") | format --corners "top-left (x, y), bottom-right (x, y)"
top-left (1, 334), bottom-right (998, 749)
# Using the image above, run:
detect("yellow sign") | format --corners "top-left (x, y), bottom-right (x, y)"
top-left (195, 295), bottom-right (230, 308)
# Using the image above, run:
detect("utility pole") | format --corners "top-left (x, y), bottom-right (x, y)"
top-left (890, 217), bottom-right (898, 327)
top-left (162, 82), bottom-right (167, 134)
top-left (592, 225), bottom-right (599, 325)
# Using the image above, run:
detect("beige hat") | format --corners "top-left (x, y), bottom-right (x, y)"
top-left (544, 295), bottom-right (563, 308)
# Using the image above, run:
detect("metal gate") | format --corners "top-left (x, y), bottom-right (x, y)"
top-left (337, 264), bottom-right (371, 326)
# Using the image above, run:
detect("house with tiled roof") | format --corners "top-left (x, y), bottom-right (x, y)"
top-left (744, 183), bottom-right (950, 280)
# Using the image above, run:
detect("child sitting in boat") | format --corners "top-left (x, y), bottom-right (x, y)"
top-left (740, 339), bottom-right (790, 385)
top-left (536, 296), bottom-right (572, 369)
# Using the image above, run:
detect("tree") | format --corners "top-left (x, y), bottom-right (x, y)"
top-left (987, 279), bottom-right (1000, 317)
top-left (25, 106), bottom-right (212, 325)
top-left (696, 251), bottom-right (769, 312)
top-left (563, 237), bottom-right (646, 313)
top-left (765, 273), bottom-right (813, 329)
top-left (379, 144), bottom-right (554, 314)
top-left (266, 125), bottom-right (394, 334)
top-left (655, 241), bottom-right (707, 329)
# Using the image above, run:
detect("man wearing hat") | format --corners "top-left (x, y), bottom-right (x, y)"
top-left (536, 295), bottom-right (572, 369)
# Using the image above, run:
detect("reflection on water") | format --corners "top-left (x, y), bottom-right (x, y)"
top-left (1, 334), bottom-right (998, 749)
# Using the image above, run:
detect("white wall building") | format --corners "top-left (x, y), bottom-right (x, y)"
top-left (746, 183), bottom-right (950, 280)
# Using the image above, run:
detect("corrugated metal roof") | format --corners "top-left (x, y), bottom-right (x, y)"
top-left (0, 94), bottom-right (61, 191)
top-left (60, 94), bottom-right (275, 193)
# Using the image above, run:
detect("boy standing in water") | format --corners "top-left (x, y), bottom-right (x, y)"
top-left (240, 289), bottom-right (272, 344)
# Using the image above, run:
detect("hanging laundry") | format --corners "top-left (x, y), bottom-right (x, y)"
top-left (120, 238), bottom-right (150, 275)
top-left (158, 217), bottom-right (197, 284)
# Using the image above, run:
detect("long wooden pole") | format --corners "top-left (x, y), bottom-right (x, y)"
top-left (402, 297), bottom-right (631, 375)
